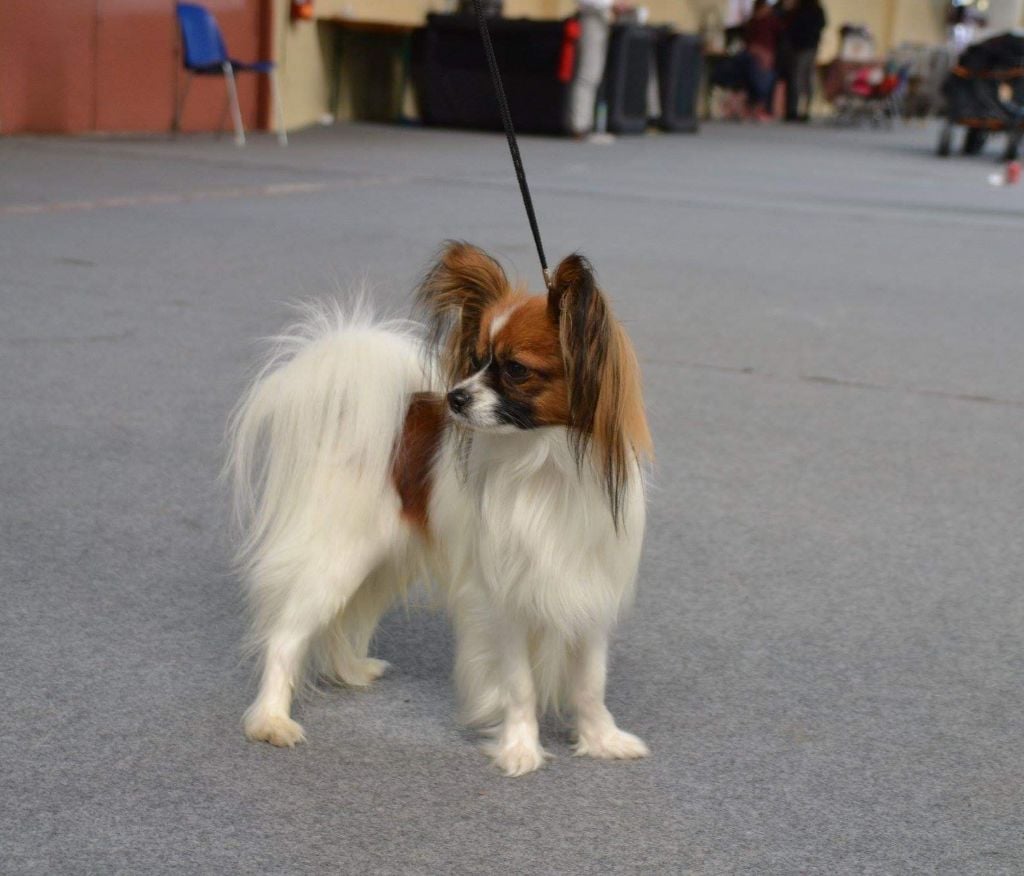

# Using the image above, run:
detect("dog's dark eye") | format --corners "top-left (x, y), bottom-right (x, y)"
top-left (502, 360), bottom-right (529, 383)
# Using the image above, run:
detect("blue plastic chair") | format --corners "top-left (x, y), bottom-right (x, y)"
top-left (173, 2), bottom-right (287, 146)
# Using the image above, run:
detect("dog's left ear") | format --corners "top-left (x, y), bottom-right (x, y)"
top-left (548, 254), bottom-right (652, 523)
top-left (547, 254), bottom-right (608, 447)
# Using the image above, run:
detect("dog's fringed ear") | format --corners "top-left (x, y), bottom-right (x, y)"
top-left (417, 241), bottom-right (511, 385)
top-left (549, 254), bottom-right (652, 525)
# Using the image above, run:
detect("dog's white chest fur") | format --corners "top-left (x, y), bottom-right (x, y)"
top-left (434, 429), bottom-right (645, 639)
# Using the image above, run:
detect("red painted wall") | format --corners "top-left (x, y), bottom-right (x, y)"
top-left (0, 2), bottom-right (98, 133)
top-left (0, 0), bottom-right (268, 134)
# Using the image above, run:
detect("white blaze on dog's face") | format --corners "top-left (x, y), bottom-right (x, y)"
top-left (444, 297), bottom-right (569, 434)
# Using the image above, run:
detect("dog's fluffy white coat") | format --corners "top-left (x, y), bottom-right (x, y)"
top-left (228, 305), bottom-right (647, 773)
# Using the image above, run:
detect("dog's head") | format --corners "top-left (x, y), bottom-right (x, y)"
top-left (417, 241), bottom-right (651, 518)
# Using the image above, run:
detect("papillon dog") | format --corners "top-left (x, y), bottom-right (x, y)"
top-left (227, 242), bottom-right (652, 776)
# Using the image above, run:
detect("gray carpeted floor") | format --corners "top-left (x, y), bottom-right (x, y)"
top-left (2, 121), bottom-right (1022, 875)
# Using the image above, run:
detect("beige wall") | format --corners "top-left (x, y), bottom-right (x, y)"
top-left (888, 0), bottom-right (946, 47)
top-left (272, 0), bottom-right (967, 131)
top-left (276, 0), bottom-right (724, 129)
top-left (518, 0), bottom-right (706, 27)
top-left (816, 0), bottom-right (886, 58)
top-left (819, 0), bottom-right (947, 57)
top-left (983, 0), bottom-right (1024, 31)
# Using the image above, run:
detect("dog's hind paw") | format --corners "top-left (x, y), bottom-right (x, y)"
top-left (243, 711), bottom-right (306, 748)
top-left (335, 657), bottom-right (391, 688)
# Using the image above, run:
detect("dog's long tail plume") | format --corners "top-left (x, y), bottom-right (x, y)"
top-left (224, 302), bottom-right (428, 657)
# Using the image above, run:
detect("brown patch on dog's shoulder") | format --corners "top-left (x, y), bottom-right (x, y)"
top-left (392, 392), bottom-right (447, 533)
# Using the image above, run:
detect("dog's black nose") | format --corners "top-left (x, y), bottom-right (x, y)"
top-left (447, 388), bottom-right (470, 414)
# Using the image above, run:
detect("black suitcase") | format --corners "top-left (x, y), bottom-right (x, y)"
top-left (656, 31), bottom-right (702, 133)
top-left (603, 24), bottom-right (654, 134)
top-left (411, 14), bottom-right (577, 135)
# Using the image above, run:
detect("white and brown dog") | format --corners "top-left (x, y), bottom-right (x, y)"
top-left (228, 242), bottom-right (652, 776)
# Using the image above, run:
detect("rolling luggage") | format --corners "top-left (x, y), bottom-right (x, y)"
top-left (603, 24), bottom-right (654, 134)
top-left (412, 14), bottom-right (579, 136)
top-left (656, 31), bottom-right (702, 133)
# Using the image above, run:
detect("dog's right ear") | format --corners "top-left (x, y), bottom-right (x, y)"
top-left (416, 241), bottom-right (510, 384)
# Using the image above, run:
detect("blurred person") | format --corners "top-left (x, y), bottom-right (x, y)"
top-left (742, 0), bottom-right (784, 120)
top-left (783, 0), bottom-right (826, 121)
top-left (774, 0), bottom-right (796, 110)
top-left (570, 0), bottom-right (614, 135)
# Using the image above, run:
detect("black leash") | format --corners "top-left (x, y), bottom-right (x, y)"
top-left (471, 0), bottom-right (552, 290)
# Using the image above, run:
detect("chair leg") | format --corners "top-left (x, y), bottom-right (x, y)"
top-left (216, 91), bottom-right (231, 140)
top-left (172, 72), bottom-right (192, 137)
top-left (270, 69), bottom-right (288, 146)
top-left (222, 62), bottom-right (246, 146)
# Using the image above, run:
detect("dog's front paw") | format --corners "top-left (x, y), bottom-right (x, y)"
top-left (243, 710), bottom-right (306, 748)
top-left (574, 726), bottom-right (649, 760)
top-left (484, 732), bottom-right (550, 777)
